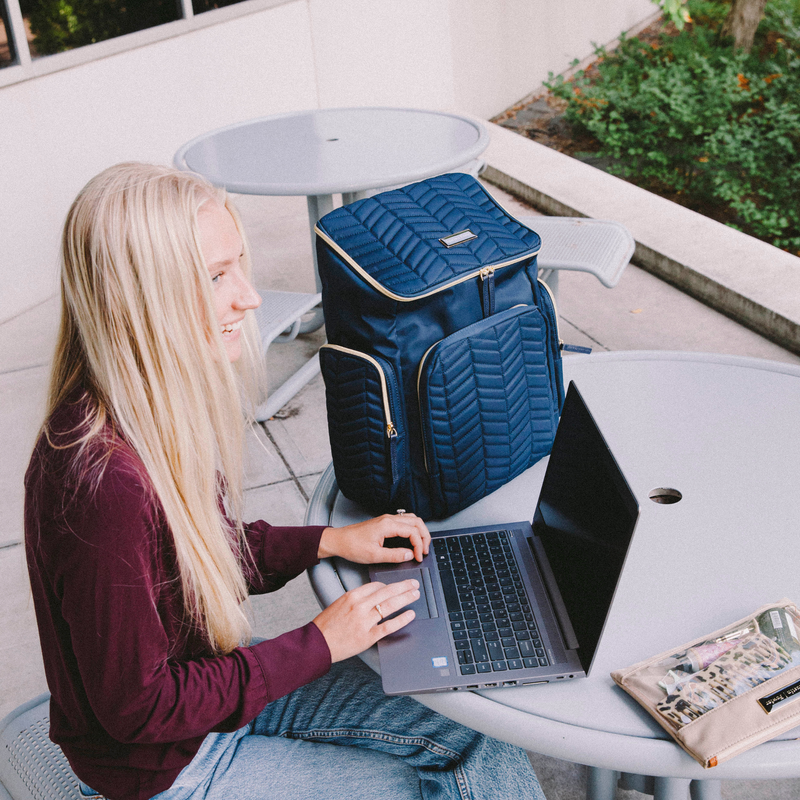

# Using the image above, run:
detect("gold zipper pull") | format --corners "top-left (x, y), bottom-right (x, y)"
top-left (387, 422), bottom-right (397, 438)
top-left (479, 266), bottom-right (495, 281)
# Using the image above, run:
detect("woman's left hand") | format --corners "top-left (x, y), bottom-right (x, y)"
top-left (318, 513), bottom-right (431, 564)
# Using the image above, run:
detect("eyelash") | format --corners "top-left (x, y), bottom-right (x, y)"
top-left (211, 254), bottom-right (243, 284)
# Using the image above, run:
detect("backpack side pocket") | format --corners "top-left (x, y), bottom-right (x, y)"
top-left (320, 345), bottom-right (405, 514)
top-left (418, 305), bottom-right (560, 518)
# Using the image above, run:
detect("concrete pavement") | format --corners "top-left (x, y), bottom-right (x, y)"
top-left (1, 169), bottom-right (798, 799)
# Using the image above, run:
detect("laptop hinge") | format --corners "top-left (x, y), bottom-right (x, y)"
top-left (528, 536), bottom-right (579, 651)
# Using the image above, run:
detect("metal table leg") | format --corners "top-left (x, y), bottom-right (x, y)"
top-left (619, 773), bottom-right (654, 794)
top-left (587, 766), bottom-right (618, 800)
top-left (301, 194), bottom-right (334, 333)
top-left (690, 780), bottom-right (721, 800)
top-left (254, 352), bottom-right (320, 422)
top-left (654, 775), bottom-right (692, 800)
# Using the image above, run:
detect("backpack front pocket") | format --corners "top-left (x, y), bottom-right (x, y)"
top-left (417, 305), bottom-right (560, 518)
top-left (320, 345), bottom-right (404, 514)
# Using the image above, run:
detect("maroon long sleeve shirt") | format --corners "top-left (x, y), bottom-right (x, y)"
top-left (24, 395), bottom-right (330, 800)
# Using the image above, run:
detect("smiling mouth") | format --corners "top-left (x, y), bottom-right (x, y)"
top-left (221, 321), bottom-right (243, 335)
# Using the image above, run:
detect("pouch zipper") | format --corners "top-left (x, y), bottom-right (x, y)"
top-left (315, 224), bottom-right (539, 304)
top-left (320, 344), bottom-right (399, 475)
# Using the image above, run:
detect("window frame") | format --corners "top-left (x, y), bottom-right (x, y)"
top-left (0, 0), bottom-right (292, 88)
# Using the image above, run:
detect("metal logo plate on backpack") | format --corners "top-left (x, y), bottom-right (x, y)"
top-left (439, 229), bottom-right (477, 248)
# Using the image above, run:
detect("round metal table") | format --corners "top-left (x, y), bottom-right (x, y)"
top-left (175, 107), bottom-right (489, 327)
top-left (306, 351), bottom-right (800, 800)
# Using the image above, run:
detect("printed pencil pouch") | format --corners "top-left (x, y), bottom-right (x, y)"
top-left (611, 599), bottom-right (800, 768)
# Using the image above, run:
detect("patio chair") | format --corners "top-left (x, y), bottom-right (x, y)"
top-left (0, 693), bottom-right (95, 800)
top-left (253, 289), bottom-right (322, 422)
top-left (518, 216), bottom-right (635, 301)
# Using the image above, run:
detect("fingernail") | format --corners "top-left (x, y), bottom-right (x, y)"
top-left (403, 551), bottom-right (413, 560)
top-left (412, 579), bottom-right (419, 588)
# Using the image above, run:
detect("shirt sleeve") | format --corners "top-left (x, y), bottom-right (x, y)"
top-left (241, 519), bottom-right (326, 595)
top-left (50, 453), bottom-right (331, 746)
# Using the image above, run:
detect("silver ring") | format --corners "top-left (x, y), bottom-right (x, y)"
top-left (375, 603), bottom-right (384, 620)
top-left (396, 509), bottom-right (407, 515)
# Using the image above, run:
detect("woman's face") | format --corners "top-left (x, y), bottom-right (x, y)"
top-left (197, 200), bottom-right (261, 362)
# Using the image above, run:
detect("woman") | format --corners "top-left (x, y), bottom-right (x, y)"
top-left (24, 163), bottom-right (546, 800)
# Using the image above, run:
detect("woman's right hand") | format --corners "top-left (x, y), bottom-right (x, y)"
top-left (312, 579), bottom-right (420, 663)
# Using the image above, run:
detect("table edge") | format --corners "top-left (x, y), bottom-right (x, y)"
top-left (174, 107), bottom-right (491, 196)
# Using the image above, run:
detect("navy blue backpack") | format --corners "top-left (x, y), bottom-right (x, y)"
top-left (315, 173), bottom-right (564, 520)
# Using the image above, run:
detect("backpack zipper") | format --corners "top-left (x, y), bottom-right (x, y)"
top-left (416, 340), bottom-right (440, 475)
top-left (320, 344), bottom-right (399, 456)
top-left (537, 277), bottom-right (562, 348)
top-left (480, 266), bottom-right (495, 316)
top-left (315, 225), bottom-right (539, 303)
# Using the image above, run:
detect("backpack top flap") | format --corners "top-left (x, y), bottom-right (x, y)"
top-left (314, 173), bottom-right (541, 300)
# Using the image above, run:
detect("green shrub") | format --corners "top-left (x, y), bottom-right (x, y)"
top-left (546, 0), bottom-right (800, 254)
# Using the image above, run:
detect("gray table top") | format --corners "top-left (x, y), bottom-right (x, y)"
top-left (174, 107), bottom-right (489, 196)
top-left (306, 351), bottom-right (800, 779)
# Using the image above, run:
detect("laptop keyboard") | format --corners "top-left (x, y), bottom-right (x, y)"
top-left (433, 530), bottom-right (550, 676)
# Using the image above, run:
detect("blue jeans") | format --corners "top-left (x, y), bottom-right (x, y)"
top-left (150, 657), bottom-right (546, 800)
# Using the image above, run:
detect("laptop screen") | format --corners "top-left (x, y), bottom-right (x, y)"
top-left (532, 382), bottom-right (639, 673)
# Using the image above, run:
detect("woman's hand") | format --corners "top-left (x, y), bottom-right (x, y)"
top-left (313, 579), bottom-right (420, 662)
top-left (318, 513), bottom-right (431, 564)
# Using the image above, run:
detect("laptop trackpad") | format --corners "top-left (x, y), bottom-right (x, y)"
top-left (372, 568), bottom-right (436, 620)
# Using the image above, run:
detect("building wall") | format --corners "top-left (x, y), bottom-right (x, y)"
top-left (1, 0), bottom-right (655, 322)
top-left (448, 0), bottom-right (656, 119)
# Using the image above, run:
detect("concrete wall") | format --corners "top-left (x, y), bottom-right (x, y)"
top-left (1, 0), bottom-right (655, 322)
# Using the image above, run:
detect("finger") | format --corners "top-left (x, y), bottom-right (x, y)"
top-left (375, 544), bottom-right (416, 563)
top-left (370, 579), bottom-right (419, 608)
top-left (387, 515), bottom-right (430, 561)
top-left (372, 583), bottom-right (420, 621)
top-left (411, 524), bottom-right (428, 561)
top-left (351, 579), bottom-right (417, 605)
top-left (347, 580), bottom-right (389, 603)
top-left (364, 580), bottom-right (419, 621)
top-left (401, 515), bottom-right (431, 558)
top-left (418, 521), bottom-right (431, 555)
top-left (375, 609), bottom-right (416, 638)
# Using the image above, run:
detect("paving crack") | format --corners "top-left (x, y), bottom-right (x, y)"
top-left (560, 316), bottom-right (609, 351)
top-left (259, 423), bottom-right (309, 503)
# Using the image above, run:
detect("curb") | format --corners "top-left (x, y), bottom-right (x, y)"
top-left (481, 124), bottom-right (800, 356)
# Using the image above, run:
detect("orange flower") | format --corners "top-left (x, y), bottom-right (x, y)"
top-left (737, 73), bottom-right (750, 90)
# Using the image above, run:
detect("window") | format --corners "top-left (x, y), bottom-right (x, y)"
top-left (0, 0), bottom-right (16, 67)
top-left (192, 0), bottom-right (245, 14)
top-left (0, 0), bottom-right (263, 75)
top-left (17, 0), bottom-right (182, 59)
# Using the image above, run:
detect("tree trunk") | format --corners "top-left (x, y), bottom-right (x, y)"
top-left (721, 0), bottom-right (769, 52)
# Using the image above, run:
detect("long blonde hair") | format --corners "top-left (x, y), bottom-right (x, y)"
top-left (47, 162), bottom-right (264, 653)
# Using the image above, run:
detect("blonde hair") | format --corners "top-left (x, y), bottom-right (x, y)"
top-left (47, 162), bottom-right (264, 653)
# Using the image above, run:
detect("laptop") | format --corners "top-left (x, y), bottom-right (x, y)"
top-left (369, 381), bottom-right (640, 694)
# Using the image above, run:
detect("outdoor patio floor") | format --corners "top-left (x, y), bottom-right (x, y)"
top-left (1, 183), bottom-right (799, 800)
